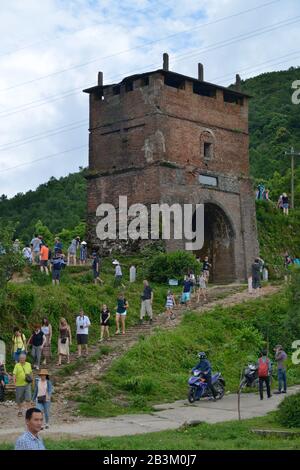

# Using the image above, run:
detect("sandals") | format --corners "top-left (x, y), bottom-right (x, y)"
top-left (115, 330), bottom-right (120, 335)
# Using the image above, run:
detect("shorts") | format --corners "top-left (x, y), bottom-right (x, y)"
top-left (283, 203), bottom-right (289, 209)
top-left (52, 270), bottom-right (61, 280)
top-left (40, 260), bottom-right (48, 267)
top-left (181, 292), bottom-right (190, 302)
top-left (116, 310), bottom-right (127, 316)
top-left (13, 350), bottom-right (26, 362)
top-left (101, 320), bottom-right (111, 326)
top-left (77, 334), bottom-right (88, 345)
top-left (16, 385), bottom-right (32, 404)
top-left (93, 270), bottom-right (99, 279)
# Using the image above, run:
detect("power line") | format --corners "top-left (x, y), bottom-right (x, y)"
top-left (0, 0), bottom-right (282, 93)
top-left (0, 145), bottom-right (87, 173)
top-left (0, 12), bottom-right (297, 120)
top-left (0, 119), bottom-right (88, 151)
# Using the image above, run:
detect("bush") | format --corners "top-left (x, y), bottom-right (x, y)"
top-left (277, 392), bottom-right (300, 428)
top-left (147, 251), bottom-right (200, 283)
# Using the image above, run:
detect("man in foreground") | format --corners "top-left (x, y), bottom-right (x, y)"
top-left (15, 408), bottom-right (46, 450)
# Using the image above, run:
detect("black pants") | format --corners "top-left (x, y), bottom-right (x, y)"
top-left (206, 375), bottom-right (217, 398)
top-left (259, 377), bottom-right (271, 399)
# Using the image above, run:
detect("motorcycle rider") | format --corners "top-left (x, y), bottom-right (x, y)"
top-left (194, 352), bottom-right (218, 401)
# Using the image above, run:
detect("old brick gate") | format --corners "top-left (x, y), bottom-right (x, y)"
top-left (83, 55), bottom-right (259, 282)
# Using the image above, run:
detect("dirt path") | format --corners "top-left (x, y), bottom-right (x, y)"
top-left (0, 283), bottom-right (280, 432)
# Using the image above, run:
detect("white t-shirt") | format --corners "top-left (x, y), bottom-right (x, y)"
top-left (76, 315), bottom-right (91, 335)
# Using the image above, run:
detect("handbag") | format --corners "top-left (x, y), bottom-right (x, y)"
top-left (61, 337), bottom-right (67, 344)
top-left (37, 395), bottom-right (47, 404)
top-left (22, 365), bottom-right (32, 384)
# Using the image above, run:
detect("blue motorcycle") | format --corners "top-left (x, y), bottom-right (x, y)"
top-left (188, 368), bottom-right (225, 403)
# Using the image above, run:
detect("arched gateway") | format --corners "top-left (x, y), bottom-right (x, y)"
top-left (84, 55), bottom-right (259, 282)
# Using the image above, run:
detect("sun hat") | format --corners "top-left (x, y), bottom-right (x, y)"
top-left (112, 260), bottom-right (119, 265)
top-left (81, 241), bottom-right (87, 245)
top-left (38, 369), bottom-right (49, 376)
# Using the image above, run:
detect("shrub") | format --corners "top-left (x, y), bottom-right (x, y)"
top-left (147, 251), bottom-right (200, 283)
top-left (277, 392), bottom-right (300, 428)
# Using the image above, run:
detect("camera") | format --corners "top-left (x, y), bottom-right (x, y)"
top-left (80, 325), bottom-right (84, 329)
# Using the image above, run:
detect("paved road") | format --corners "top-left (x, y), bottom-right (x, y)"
top-left (1, 386), bottom-right (299, 443)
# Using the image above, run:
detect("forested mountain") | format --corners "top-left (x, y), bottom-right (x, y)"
top-left (0, 66), bottom-right (300, 242)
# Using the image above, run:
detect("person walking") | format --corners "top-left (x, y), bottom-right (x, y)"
top-left (32, 369), bottom-right (53, 429)
top-left (76, 309), bottom-right (91, 358)
top-left (30, 234), bottom-right (42, 265)
top-left (282, 193), bottom-right (289, 215)
top-left (257, 349), bottom-right (272, 400)
top-left (181, 275), bottom-right (192, 307)
top-left (28, 324), bottom-right (46, 370)
top-left (12, 327), bottom-right (27, 363)
top-left (115, 293), bottom-right (128, 335)
top-left (15, 408), bottom-right (46, 450)
top-left (197, 272), bottom-right (207, 303)
top-left (54, 237), bottom-right (63, 255)
top-left (80, 241), bottom-right (88, 265)
top-left (41, 318), bottom-right (52, 366)
top-left (57, 318), bottom-right (71, 366)
top-left (251, 258), bottom-right (261, 294)
top-left (140, 280), bottom-right (153, 324)
top-left (39, 244), bottom-right (49, 275)
top-left (22, 245), bottom-right (32, 264)
top-left (113, 260), bottom-right (124, 287)
top-left (99, 304), bottom-right (111, 342)
top-left (165, 290), bottom-right (176, 321)
top-left (202, 257), bottom-right (211, 282)
top-left (13, 353), bottom-right (33, 417)
top-left (92, 251), bottom-right (103, 285)
top-left (273, 345), bottom-right (288, 394)
top-left (51, 251), bottom-right (66, 285)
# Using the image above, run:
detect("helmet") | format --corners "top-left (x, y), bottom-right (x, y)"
top-left (198, 352), bottom-right (206, 360)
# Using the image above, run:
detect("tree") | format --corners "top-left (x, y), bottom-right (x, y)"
top-left (0, 222), bottom-right (25, 304)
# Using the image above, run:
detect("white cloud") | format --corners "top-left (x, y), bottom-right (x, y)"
top-left (0, 0), bottom-right (299, 197)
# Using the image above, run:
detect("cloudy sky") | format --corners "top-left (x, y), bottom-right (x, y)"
top-left (0, 0), bottom-right (299, 198)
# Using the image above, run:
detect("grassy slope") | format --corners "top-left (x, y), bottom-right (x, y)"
top-left (1, 412), bottom-right (300, 450)
top-left (75, 289), bottom-right (300, 418)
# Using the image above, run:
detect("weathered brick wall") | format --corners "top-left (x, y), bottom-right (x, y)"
top-left (85, 70), bottom-right (258, 280)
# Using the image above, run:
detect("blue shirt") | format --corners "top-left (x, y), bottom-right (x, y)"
top-left (195, 359), bottom-right (212, 376)
top-left (15, 431), bottom-right (45, 450)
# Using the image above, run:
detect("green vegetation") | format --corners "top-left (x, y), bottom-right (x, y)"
top-left (147, 250), bottom-right (200, 283)
top-left (277, 393), bottom-right (300, 428)
top-left (75, 283), bottom-right (300, 418)
top-left (241, 66), bottom-right (300, 206)
top-left (1, 411), bottom-right (300, 450)
top-left (256, 201), bottom-right (300, 275)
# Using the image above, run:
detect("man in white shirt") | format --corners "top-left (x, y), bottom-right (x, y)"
top-left (76, 309), bottom-right (91, 358)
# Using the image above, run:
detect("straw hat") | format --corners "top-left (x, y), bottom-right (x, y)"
top-left (38, 369), bottom-right (49, 376)
top-left (112, 259), bottom-right (119, 265)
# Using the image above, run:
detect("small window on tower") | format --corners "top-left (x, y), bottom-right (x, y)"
top-left (204, 142), bottom-right (213, 160)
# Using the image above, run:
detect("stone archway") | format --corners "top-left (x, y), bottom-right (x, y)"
top-left (193, 203), bottom-right (236, 283)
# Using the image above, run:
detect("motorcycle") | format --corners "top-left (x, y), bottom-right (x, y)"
top-left (188, 368), bottom-right (225, 403)
top-left (239, 362), bottom-right (273, 391)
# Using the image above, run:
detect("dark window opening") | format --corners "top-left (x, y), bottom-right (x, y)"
top-left (140, 76), bottom-right (149, 87)
top-left (113, 85), bottom-right (121, 95)
top-left (223, 91), bottom-right (244, 105)
top-left (125, 82), bottom-right (133, 92)
top-left (204, 142), bottom-right (213, 160)
top-left (193, 82), bottom-right (216, 98)
top-left (164, 75), bottom-right (185, 90)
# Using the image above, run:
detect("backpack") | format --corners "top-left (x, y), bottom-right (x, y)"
top-left (258, 357), bottom-right (269, 378)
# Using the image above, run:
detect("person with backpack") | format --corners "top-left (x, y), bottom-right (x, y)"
top-left (12, 327), bottom-right (27, 363)
top-left (257, 349), bottom-right (272, 400)
top-left (51, 251), bottom-right (66, 285)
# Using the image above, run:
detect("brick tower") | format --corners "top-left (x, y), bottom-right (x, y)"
top-left (83, 54), bottom-right (258, 282)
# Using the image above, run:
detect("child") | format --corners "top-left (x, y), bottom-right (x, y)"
top-left (197, 273), bottom-right (207, 303)
top-left (115, 293), bottom-right (129, 335)
top-left (99, 304), bottom-right (111, 342)
top-left (165, 290), bottom-right (176, 320)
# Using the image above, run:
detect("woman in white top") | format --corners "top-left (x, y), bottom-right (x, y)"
top-left (76, 309), bottom-right (91, 358)
top-left (41, 318), bottom-right (52, 365)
